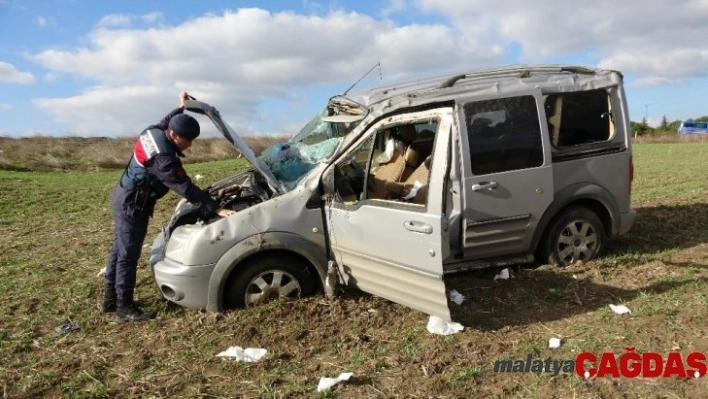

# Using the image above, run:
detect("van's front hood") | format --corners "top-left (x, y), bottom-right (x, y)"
top-left (183, 99), bottom-right (284, 195)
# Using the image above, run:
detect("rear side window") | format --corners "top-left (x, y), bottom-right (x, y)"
top-left (464, 95), bottom-right (543, 175)
top-left (545, 89), bottom-right (614, 148)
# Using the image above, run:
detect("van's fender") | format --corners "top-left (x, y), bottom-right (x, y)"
top-left (205, 231), bottom-right (329, 312)
top-left (531, 183), bottom-right (620, 252)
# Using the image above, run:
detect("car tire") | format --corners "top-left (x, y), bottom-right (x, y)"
top-left (223, 254), bottom-right (315, 309)
top-left (540, 206), bottom-right (606, 266)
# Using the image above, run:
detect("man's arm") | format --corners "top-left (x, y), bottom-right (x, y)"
top-left (147, 154), bottom-right (220, 214)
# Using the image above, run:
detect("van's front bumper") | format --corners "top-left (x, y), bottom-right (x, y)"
top-left (150, 230), bottom-right (214, 310)
top-left (619, 209), bottom-right (637, 235)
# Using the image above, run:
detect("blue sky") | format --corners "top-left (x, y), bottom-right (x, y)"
top-left (1, 0), bottom-right (707, 137)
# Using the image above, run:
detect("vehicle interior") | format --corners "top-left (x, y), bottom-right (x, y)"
top-left (333, 121), bottom-right (438, 205)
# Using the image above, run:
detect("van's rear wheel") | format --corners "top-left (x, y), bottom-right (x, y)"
top-left (223, 254), bottom-right (315, 309)
top-left (540, 207), bottom-right (606, 266)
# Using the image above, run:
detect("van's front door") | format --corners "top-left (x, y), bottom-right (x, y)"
top-left (457, 91), bottom-right (554, 259)
top-left (323, 108), bottom-right (453, 320)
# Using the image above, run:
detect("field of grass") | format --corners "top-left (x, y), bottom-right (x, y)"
top-left (1, 142), bottom-right (707, 398)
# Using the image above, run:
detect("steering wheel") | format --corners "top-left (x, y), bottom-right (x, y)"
top-left (348, 158), bottom-right (375, 192)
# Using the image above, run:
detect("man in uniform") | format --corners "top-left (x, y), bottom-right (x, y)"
top-left (102, 91), bottom-right (235, 323)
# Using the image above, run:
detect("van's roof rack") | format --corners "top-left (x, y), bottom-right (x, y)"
top-left (437, 65), bottom-right (597, 89)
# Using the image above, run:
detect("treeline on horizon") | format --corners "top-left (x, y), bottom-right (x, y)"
top-left (631, 115), bottom-right (708, 137)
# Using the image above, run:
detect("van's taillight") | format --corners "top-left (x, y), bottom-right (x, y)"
top-left (629, 155), bottom-right (634, 194)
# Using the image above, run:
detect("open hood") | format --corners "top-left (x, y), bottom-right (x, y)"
top-left (183, 100), bottom-right (284, 195)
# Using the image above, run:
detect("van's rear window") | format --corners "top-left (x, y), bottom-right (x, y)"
top-left (544, 89), bottom-right (614, 148)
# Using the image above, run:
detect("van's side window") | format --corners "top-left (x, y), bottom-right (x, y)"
top-left (545, 89), bottom-right (614, 148)
top-left (464, 95), bottom-right (543, 175)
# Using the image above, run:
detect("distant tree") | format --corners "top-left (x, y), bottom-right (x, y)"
top-left (659, 115), bottom-right (669, 131)
top-left (668, 120), bottom-right (681, 132)
top-left (630, 119), bottom-right (651, 136)
top-left (695, 116), bottom-right (708, 122)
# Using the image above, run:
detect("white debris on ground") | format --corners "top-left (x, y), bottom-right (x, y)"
top-left (494, 268), bottom-right (512, 281)
top-left (215, 346), bottom-right (268, 362)
top-left (426, 315), bottom-right (464, 335)
top-left (609, 304), bottom-right (632, 315)
top-left (317, 372), bottom-right (353, 392)
top-left (449, 289), bottom-right (465, 305)
top-left (548, 337), bottom-right (562, 349)
top-left (195, 174), bottom-right (204, 180)
top-left (96, 266), bottom-right (106, 278)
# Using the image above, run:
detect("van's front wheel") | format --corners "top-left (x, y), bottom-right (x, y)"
top-left (540, 207), bottom-right (606, 266)
top-left (223, 254), bottom-right (315, 309)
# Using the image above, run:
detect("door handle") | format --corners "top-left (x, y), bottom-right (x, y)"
top-left (471, 181), bottom-right (498, 191)
top-left (404, 220), bottom-right (433, 234)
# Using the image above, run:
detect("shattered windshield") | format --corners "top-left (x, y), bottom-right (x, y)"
top-left (259, 100), bottom-right (366, 191)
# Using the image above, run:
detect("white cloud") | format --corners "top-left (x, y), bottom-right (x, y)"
top-left (141, 11), bottom-right (163, 24)
top-left (96, 14), bottom-right (133, 29)
top-left (415, 0), bottom-right (708, 86)
top-left (29, 8), bottom-right (493, 135)
top-left (0, 103), bottom-right (12, 110)
top-left (35, 16), bottom-right (47, 28)
top-left (0, 62), bottom-right (35, 84)
top-left (381, 0), bottom-right (408, 17)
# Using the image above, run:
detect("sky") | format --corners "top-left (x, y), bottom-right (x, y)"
top-left (1, 0), bottom-right (707, 138)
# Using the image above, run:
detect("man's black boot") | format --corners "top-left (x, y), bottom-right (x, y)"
top-left (101, 285), bottom-right (117, 313)
top-left (115, 295), bottom-right (156, 323)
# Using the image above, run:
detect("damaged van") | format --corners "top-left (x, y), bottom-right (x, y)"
top-left (150, 64), bottom-right (636, 321)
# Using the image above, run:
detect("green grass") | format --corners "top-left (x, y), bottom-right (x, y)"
top-left (1, 142), bottom-right (708, 398)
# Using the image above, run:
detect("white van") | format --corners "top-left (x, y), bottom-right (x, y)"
top-left (150, 65), bottom-right (636, 322)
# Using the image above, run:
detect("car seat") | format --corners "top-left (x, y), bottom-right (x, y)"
top-left (368, 125), bottom-right (417, 200)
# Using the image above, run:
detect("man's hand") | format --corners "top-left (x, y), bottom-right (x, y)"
top-left (217, 208), bottom-right (236, 217)
top-left (180, 91), bottom-right (190, 108)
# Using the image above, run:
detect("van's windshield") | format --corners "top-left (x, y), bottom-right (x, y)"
top-left (259, 100), bottom-right (367, 191)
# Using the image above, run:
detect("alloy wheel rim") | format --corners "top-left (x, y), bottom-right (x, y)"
top-left (244, 270), bottom-right (302, 306)
top-left (556, 220), bottom-right (598, 264)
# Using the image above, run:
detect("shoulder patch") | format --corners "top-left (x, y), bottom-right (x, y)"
top-left (135, 131), bottom-right (160, 165)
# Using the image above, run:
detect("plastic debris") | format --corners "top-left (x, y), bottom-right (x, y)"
top-left (55, 320), bottom-right (80, 335)
top-left (494, 268), bottom-right (512, 281)
top-left (548, 337), bottom-right (561, 348)
top-left (216, 346), bottom-right (268, 362)
top-left (449, 290), bottom-right (465, 305)
top-left (609, 304), bottom-right (631, 315)
top-left (426, 315), bottom-right (464, 335)
top-left (96, 266), bottom-right (106, 278)
top-left (317, 372), bottom-right (353, 392)
top-left (195, 174), bottom-right (204, 180)
top-left (402, 181), bottom-right (423, 200)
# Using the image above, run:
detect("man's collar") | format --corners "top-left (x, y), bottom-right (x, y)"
top-left (163, 130), bottom-right (186, 158)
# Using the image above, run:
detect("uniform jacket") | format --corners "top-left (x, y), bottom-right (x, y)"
top-left (116, 108), bottom-right (219, 215)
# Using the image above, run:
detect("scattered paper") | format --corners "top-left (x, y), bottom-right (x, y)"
top-left (494, 268), bottom-right (511, 281)
top-left (403, 181), bottom-right (423, 200)
top-left (449, 290), bottom-right (465, 305)
top-left (548, 337), bottom-right (561, 349)
top-left (317, 372), bottom-right (353, 392)
top-left (195, 174), bottom-right (204, 180)
top-left (426, 315), bottom-right (464, 335)
top-left (96, 266), bottom-right (106, 278)
top-left (609, 304), bottom-right (631, 315)
top-left (216, 346), bottom-right (267, 362)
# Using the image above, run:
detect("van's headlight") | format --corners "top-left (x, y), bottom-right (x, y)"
top-left (164, 224), bottom-right (202, 264)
